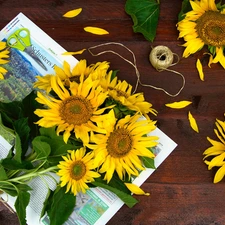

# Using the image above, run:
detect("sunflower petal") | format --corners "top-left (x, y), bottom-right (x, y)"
top-left (84, 26), bottom-right (109, 35)
top-left (196, 58), bottom-right (204, 81)
top-left (165, 101), bottom-right (192, 109)
top-left (214, 164), bottom-right (225, 183)
top-left (124, 183), bottom-right (150, 196)
top-left (63, 8), bottom-right (82, 18)
top-left (188, 111), bottom-right (199, 133)
top-left (62, 49), bottom-right (86, 55)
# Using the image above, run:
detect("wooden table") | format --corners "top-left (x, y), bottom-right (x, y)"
top-left (1, 0), bottom-right (225, 224)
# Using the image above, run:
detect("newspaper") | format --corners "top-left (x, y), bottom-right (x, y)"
top-left (0, 13), bottom-right (178, 225)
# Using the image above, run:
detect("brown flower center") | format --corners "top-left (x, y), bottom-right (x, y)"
top-left (71, 160), bottom-right (86, 180)
top-left (60, 96), bottom-right (93, 125)
top-left (107, 128), bottom-right (133, 158)
top-left (196, 11), bottom-right (225, 47)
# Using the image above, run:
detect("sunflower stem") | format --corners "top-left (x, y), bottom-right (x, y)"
top-left (7, 166), bottom-right (58, 183)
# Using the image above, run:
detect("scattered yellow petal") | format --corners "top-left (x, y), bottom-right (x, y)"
top-left (188, 111), bottom-right (199, 133)
top-left (62, 49), bottom-right (86, 55)
top-left (165, 101), bottom-right (192, 109)
top-left (196, 59), bottom-right (204, 81)
top-left (84, 26), bottom-right (109, 35)
top-left (63, 8), bottom-right (82, 18)
top-left (124, 183), bottom-right (150, 196)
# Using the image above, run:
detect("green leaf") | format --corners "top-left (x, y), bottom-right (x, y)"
top-left (47, 186), bottom-right (76, 225)
top-left (108, 173), bottom-right (131, 194)
top-left (32, 136), bottom-right (51, 160)
top-left (0, 101), bottom-right (23, 126)
top-left (22, 91), bottom-right (41, 139)
top-left (0, 165), bottom-right (8, 181)
top-left (14, 133), bottom-right (22, 163)
top-left (1, 158), bottom-right (33, 170)
top-left (92, 180), bottom-right (138, 208)
top-left (141, 156), bottom-right (155, 169)
top-left (178, 0), bottom-right (192, 21)
top-left (0, 182), bottom-right (18, 196)
top-left (13, 118), bottom-right (30, 157)
top-left (125, 0), bottom-right (160, 42)
top-left (17, 183), bottom-right (32, 192)
top-left (15, 190), bottom-right (30, 225)
top-left (39, 127), bottom-right (60, 140)
top-left (40, 188), bottom-right (51, 219)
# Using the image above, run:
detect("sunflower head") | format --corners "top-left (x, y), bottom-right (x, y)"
top-left (34, 74), bottom-right (111, 144)
top-left (57, 147), bottom-right (100, 195)
top-left (34, 60), bottom-right (110, 93)
top-left (177, 0), bottom-right (225, 68)
top-left (0, 41), bottom-right (10, 80)
top-left (203, 118), bottom-right (225, 183)
top-left (100, 72), bottom-right (157, 116)
top-left (88, 110), bottom-right (158, 183)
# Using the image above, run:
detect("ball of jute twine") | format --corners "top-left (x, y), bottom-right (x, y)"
top-left (149, 45), bottom-right (174, 71)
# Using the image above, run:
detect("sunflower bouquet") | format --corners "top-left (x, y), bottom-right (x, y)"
top-left (0, 44), bottom-right (158, 225)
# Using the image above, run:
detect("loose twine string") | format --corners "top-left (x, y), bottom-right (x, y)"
top-left (88, 42), bottom-right (185, 97)
top-left (0, 196), bottom-right (15, 213)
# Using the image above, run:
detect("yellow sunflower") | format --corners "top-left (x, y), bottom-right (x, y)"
top-left (203, 118), bottom-right (225, 183)
top-left (177, 0), bottom-right (225, 68)
top-left (34, 75), bottom-right (113, 144)
top-left (57, 147), bottom-right (100, 195)
top-left (99, 72), bottom-right (157, 116)
top-left (88, 109), bottom-right (158, 183)
top-left (34, 60), bottom-right (110, 92)
top-left (0, 41), bottom-right (10, 80)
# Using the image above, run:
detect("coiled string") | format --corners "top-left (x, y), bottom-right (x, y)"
top-left (88, 42), bottom-right (185, 97)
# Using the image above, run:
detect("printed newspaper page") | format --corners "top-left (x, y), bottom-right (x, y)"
top-left (0, 13), bottom-right (178, 225)
top-left (0, 12), bottom-right (78, 103)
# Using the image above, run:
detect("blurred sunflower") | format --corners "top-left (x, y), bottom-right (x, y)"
top-left (34, 75), bottom-right (113, 144)
top-left (177, 0), bottom-right (225, 69)
top-left (100, 73), bottom-right (157, 116)
top-left (57, 147), bottom-right (100, 195)
top-left (203, 118), bottom-right (225, 183)
top-left (34, 60), bottom-right (110, 93)
top-left (88, 110), bottom-right (158, 183)
top-left (0, 41), bottom-right (10, 80)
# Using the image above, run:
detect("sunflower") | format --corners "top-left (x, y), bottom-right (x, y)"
top-left (0, 41), bottom-right (10, 80)
top-left (203, 118), bottom-right (225, 183)
top-left (99, 72), bottom-right (157, 116)
top-left (34, 75), bottom-right (113, 144)
top-left (177, 0), bottom-right (225, 69)
top-left (57, 147), bottom-right (100, 195)
top-left (34, 60), bottom-right (110, 93)
top-left (88, 109), bottom-right (158, 183)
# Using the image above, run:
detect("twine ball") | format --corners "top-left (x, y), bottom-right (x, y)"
top-left (149, 45), bottom-right (174, 70)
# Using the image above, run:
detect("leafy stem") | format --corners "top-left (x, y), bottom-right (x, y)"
top-left (7, 166), bottom-right (58, 183)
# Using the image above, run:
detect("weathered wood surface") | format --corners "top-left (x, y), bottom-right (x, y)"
top-left (1, 0), bottom-right (225, 224)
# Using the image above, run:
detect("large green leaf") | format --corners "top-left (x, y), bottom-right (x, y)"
top-left (125, 0), bottom-right (160, 42)
top-left (15, 190), bottom-right (30, 225)
top-left (13, 118), bottom-right (30, 158)
top-left (0, 165), bottom-right (8, 181)
top-left (32, 136), bottom-right (51, 160)
top-left (47, 186), bottom-right (76, 225)
top-left (92, 179), bottom-right (138, 208)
